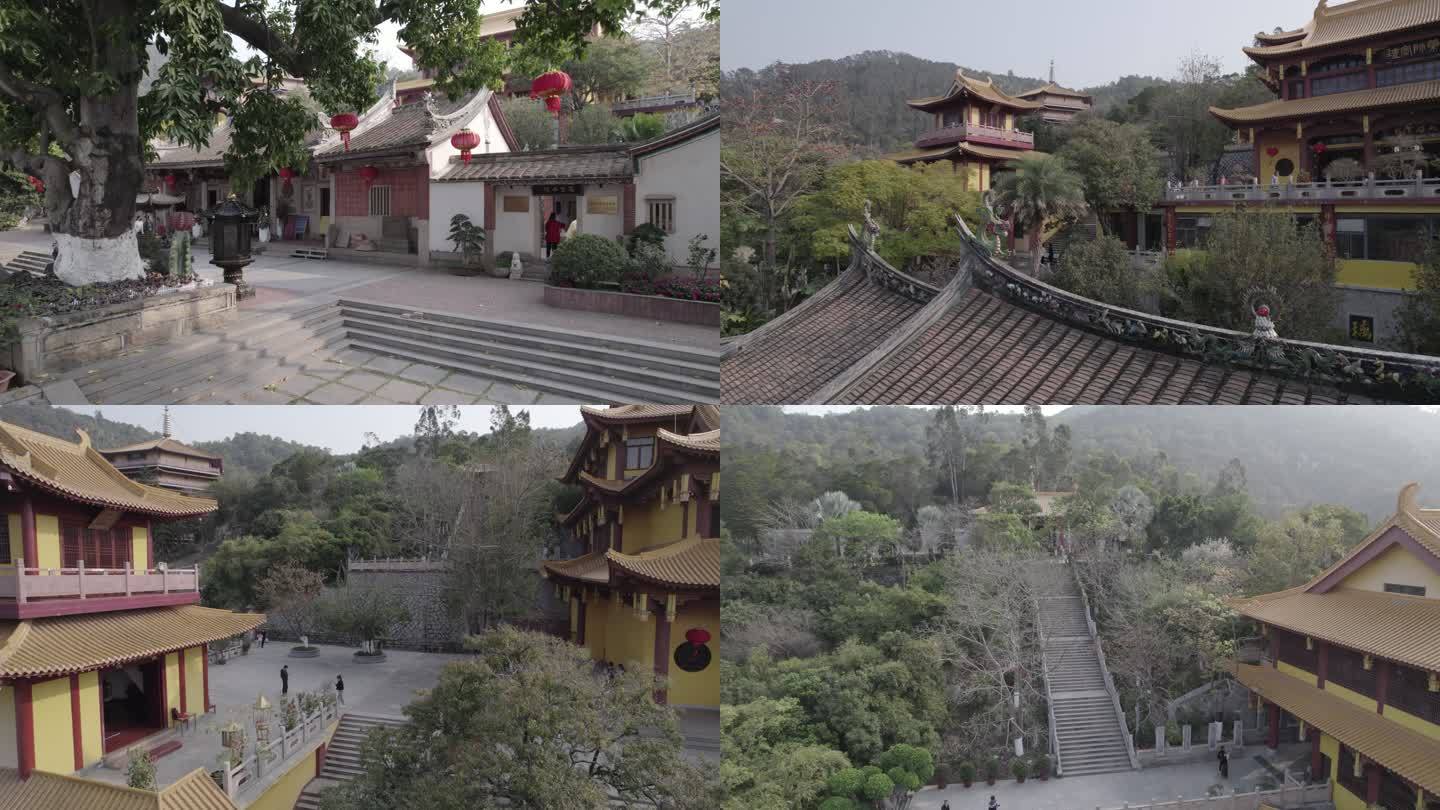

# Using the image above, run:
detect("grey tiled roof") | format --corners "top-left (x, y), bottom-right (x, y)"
top-left (435, 146), bottom-right (632, 183)
top-left (314, 91), bottom-right (484, 159)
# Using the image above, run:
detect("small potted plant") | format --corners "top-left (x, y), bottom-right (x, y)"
top-left (1034, 753), bottom-right (1051, 781)
top-left (1011, 758), bottom-right (1028, 784)
top-left (985, 757), bottom-right (1000, 786)
top-left (934, 766), bottom-right (949, 789)
top-left (448, 213), bottom-right (489, 276)
top-left (958, 761), bottom-right (976, 788)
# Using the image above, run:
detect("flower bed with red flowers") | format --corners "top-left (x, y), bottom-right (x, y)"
top-left (653, 276), bottom-right (720, 303)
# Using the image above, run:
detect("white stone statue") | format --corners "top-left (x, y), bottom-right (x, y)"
top-left (509, 251), bottom-right (523, 279)
top-left (862, 199), bottom-right (880, 249)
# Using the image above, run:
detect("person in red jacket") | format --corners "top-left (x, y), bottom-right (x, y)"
top-left (545, 211), bottom-right (565, 258)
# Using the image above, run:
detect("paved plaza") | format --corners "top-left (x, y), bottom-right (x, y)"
top-left (912, 745), bottom-right (1316, 810)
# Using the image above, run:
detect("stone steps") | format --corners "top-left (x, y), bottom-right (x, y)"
top-left (3, 249), bottom-right (52, 276)
top-left (68, 303), bottom-right (344, 404)
top-left (294, 714), bottom-right (406, 809)
top-left (337, 299), bottom-right (720, 404)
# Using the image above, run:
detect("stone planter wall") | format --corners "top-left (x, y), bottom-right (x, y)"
top-left (6, 284), bottom-right (237, 382)
top-left (543, 285), bottom-right (719, 327)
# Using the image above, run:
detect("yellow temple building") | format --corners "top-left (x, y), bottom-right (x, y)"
top-left (1159, 0), bottom-right (1440, 343)
top-left (542, 404), bottom-right (720, 709)
top-left (0, 420), bottom-right (263, 808)
top-left (1231, 482), bottom-right (1440, 810)
top-left (890, 70), bottom-right (1043, 192)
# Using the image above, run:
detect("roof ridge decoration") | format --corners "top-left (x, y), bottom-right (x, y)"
top-left (317, 78), bottom-right (397, 153)
top-left (425, 88), bottom-right (492, 144)
top-left (1400, 481), bottom-right (1421, 514)
top-left (949, 214), bottom-right (1440, 402)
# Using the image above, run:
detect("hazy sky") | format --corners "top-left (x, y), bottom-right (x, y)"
top-left (58, 406), bottom-right (584, 454)
top-left (784, 405), bottom-right (1067, 417)
top-left (721, 0), bottom-right (1320, 87)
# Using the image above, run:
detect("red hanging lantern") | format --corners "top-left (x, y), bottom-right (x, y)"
top-left (1265, 147), bottom-right (1279, 157)
top-left (359, 165), bottom-right (379, 187)
top-left (164, 172), bottom-right (177, 191)
top-left (330, 112), bottom-right (360, 152)
top-left (450, 128), bottom-right (481, 164)
top-left (685, 628), bottom-right (711, 646)
top-left (278, 166), bottom-right (296, 194)
top-left (1312, 142), bottom-right (1328, 155)
top-left (530, 70), bottom-right (572, 117)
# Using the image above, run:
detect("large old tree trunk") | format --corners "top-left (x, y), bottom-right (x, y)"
top-left (36, 3), bottom-right (147, 286)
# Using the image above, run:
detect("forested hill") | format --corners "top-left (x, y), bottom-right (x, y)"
top-left (722, 51), bottom-right (1170, 152)
top-left (723, 406), bottom-right (1440, 521)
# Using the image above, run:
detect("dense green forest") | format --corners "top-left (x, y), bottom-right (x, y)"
top-left (724, 406), bottom-right (1440, 523)
top-left (721, 405), bottom-right (1407, 808)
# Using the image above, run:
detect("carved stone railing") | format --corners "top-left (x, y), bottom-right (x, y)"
top-left (952, 214), bottom-right (1440, 402)
top-left (915, 122), bottom-right (1034, 150)
top-left (1070, 560), bottom-right (1140, 770)
top-left (612, 92), bottom-right (697, 112)
top-left (1163, 176), bottom-right (1440, 202)
top-left (0, 560), bottom-right (199, 602)
top-left (846, 225), bottom-right (942, 304)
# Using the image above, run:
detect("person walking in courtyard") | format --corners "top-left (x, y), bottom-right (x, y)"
top-left (988, 796), bottom-right (999, 810)
top-left (1217, 745), bottom-right (1229, 779)
top-left (280, 664), bottom-right (289, 696)
top-left (941, 801), bottom-right (950, 810)
top-left (336, 674), bottom-right (345, 705)
top-left (545, 211), bottom-right (564, 258)
top-left (258, 629), bottom-right (266, 648)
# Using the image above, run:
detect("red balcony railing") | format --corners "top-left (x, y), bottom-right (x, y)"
top-left (0, 559), bottom-right (199, 605)
top-left (915, 123), bottom-right (1034, 150)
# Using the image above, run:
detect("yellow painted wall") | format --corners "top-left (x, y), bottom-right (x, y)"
top-left (77, 671), bottom-right (101, 767)
top-left (624, 500), bottom-right (684, 555)
top-left (980, 162), bottom-right (991, 191)
top-left (1338, 543), bottom-right (1440, 594)
top-left (1323, 731), bottom-right (1372, 810)
top-left (35, 514), bottom-right (58, 571)
top-left (164, 652), bottom-right (180, 724)
top-left (1277, 660), bottom-right (1316, 686)
top-left (31, 676), bottom-right (73, 774)
top-left (1256, 129), bottom-right (1301, 183)
top-left (1336, 259), bottom-right (1418, 291)
top-left (1004, 113), bottom-right (1013, 131)
top-left (1323, 678), bottom-right (1377, 712)
top-left (5, 514), bottom-right (20, 567)
top-left (1383, 700), bottom-right (1440, 742)
top-left (184, 647), bottom-right (205, 714)
top-left (666, 603), bottom-right (720, 708)
top-left (0, 684), bottom-right (16, 769)
top-left (969, 107), bottom-right (979, 126)
top-left (584, 598), bottom-right (611, 662)
top-left (132, 526), bottom-right (149, 571)
top-left (605, 601), bottom-right (655, 672)
top-left (1320, 732), bottom-right (1339, 782)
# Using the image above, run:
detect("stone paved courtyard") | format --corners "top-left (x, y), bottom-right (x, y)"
top-left (912, 745), bottom-right (1317, 810)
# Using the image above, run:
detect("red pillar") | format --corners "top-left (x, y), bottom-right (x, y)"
top-left (1164, 207), bottom-right (1177, 253)
top-left (1266, 703), bottom-right (1280, 750)
top-left (316, 742), bottom-right (327, 776)
top-left (652, 606), bottom-right (671, 705)
top-left (1375, 659), bottom-right (1388, 714)
top-left (178, 649), bottom-right (188, 715)
top-left (1366, 762), bottom-right (1380, 804)
top-left (576, 599), bottom-right (587, 645)
top-left (15, 681), bottom-right (34, 779)
top-left (69, 674), bottom-right (83, 770)
top-left (483, 182), bottom-right (495, 230)
top-left (20, 496), bottom-right (37, 566)
top-left (1310, 733), bottom-right (1322, 780)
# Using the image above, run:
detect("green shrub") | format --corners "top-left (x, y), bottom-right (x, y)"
top-left (621, 242), bottom-right (671, 294)
top-left (126, 750), bottom-right (156, 790)
top-left (1054, 233), bottom-right (1157, 311)
top-left (619, 113), bottom-right (666, 142)
top-left (957, 761), bottom-right (976, 784)
top-left (549, 233), bottom-right (628, 288)
top-left (626, 222), bottom-right (668, 256)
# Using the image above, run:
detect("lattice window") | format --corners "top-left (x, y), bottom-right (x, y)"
top-left (624, 437), bottom-right (654, 470)
top-left (368, 185), bottom-right (392, 216)
top-left (61, 522), bottom-right (83, 568)
top-left (1328, 645), bottom-right (1376, 697)
top-left (1379, 767), bottom-right (1418, 810)
top-left (1387, 661), bottom-right (1440, 725)
top-left (647, 198), bottom-right (675, 234)
top-left (1276, 629), bottom-right (1317, 672)
top-left (1337, 746), bottom-right (1367, 800)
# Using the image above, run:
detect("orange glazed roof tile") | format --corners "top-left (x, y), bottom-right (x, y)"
top-left (0, 605), bottom-right (264, 679)
top-left (0, 422), bottom-right (217, 518)
top-left (578, 405), bottom-right (698, 423)
top-left (1230, 587), bottom-right (1440, 671)
top-left (1243, 0), bottom-right (1440, 59)
top-left (542, 551), bottom-right (611, 585)
top-left (657, 428), bottom-right (719, 454)
top-left (1015, 82), bottom-right (1093, 101)
top-left (1235, 662), bottom-right (1440, 795)
top-left (1210, 78), bottom-right (1440, 124)
top-left (0, 767), bottom-right (238, 810)
top-left (99, 436), bottom-right (221, 461)
top-left (907, 71), bottom-right (1044, 112)
top-left (606, 537), bottom-right (720, 589)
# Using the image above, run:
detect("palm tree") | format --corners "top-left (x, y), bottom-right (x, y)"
top-left (991, 154), bottom-right (1089, 276)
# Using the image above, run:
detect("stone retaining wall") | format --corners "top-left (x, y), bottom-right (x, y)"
top-left (543, 285), bottom-right (719, 326)
top-left (6, 284), bottom-right (237, 382)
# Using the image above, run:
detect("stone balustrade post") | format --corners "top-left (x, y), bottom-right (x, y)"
top-left (1232, 720), bottom-right (1244, 751)
top-left (15, 557), bottom-right (25, 603)
top-left (124, 562), bottom-right (132, 596)
top-left (77, 560), bottom-right (85, 598)
top-left (1155, 725), bottom-right (1166, 756)
top-left (1182, 724), bottom-right (1192, 753)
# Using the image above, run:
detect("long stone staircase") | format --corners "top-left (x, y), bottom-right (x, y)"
top-left (0, 247), bottom-right (52, 276)
top-left (293, 713), bottom-right (406, 810)
top-left (44, 298), bottom-right (719, 404)
top-left (1030, 562), bottom-right (1137, 777)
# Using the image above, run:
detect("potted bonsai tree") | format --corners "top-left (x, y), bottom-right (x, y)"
top-left (1034, 753), bottom-right (1051, 781)
top-left (320, 580), bottom-right (409, 663)
top-left (985, 756), bottom-right (1000, 786)
top-left (1011, 758), bottom-right (1028, 784)
top-left (958, 761), bottom-right (976, 788)
top-left (256, 562), bottom-right (324, 659)
top-left (448, 213), bottom-right (489, 276)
